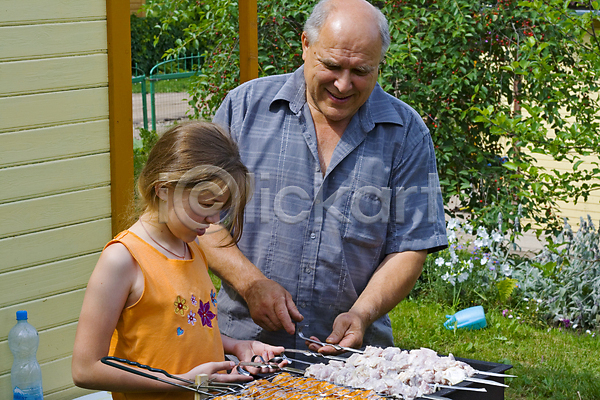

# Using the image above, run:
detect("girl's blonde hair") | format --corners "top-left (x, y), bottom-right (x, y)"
top-left (136, 121), bottom-right (251, 245)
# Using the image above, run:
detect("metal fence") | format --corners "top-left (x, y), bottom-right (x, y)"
top-left (132, 53), bottom-right (203, 133)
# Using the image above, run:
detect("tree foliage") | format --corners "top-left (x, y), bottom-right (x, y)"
top-left (142, 0), bottom-right (600, 235)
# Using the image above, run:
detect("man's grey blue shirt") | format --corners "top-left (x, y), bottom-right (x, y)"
top-left (213, 66), bottom-right (447, 350)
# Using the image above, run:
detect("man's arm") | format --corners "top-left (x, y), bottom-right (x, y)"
top-left (197, 225), bottom-right (304, 334)
top-left (307, 250), bottom-right (426, 354)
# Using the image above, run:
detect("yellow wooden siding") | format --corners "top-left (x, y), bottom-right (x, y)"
top-left (0, 55), bottom-right (108, 96)
top-left (0, 187), bottom-right (112, 239)
top-left (0, 22), bottom-right (107, 62)
top-left (0, 121), bottom-right (110, 168)
top-left (0, 0), bottom-right (106, 26)
top-left (529, 146), bottom-right (600, 227)
top-left (0, 1), bottom-right (114, 397)
top-left (0, 154), bottom-right (111, 203)
top-left (0, 88), bottom-right (109, 133)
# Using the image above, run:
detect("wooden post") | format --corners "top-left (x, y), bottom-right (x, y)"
top-left (238, 0), bottom-right (259, 83)
top-left (106, 0), bottom-right (134, 236)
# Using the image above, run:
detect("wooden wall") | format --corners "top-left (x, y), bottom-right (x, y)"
top-left (0, 1), bottom-right (113, 398)
top-left (130, 0), bottom-right (145, 16)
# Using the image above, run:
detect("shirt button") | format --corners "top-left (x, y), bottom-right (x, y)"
top-left (304, 266), bottom-right (311, 273)
top-left (310, 233), bottom-right (316, 239)
top-left (300, 302), bottom-right (307, 308)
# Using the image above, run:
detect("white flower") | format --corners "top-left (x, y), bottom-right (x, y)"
top-left (450, 252), bottom-right (459, 263)
top-left (476, 226), bottom-right (490, 239)
top-left (447, 218), bottom-right (459, 231)
top-left (481, 256), bottom-right (489, 265)
top-left (508, 315), bottom-right (514, 319)
top-left (524, 298), bottom-right (529, 302)
top-left (465, 259), bottom-right (474, 270)
top-left (463, 222), bottom-right (474, 235)
top-left (516, 316), bottom-right (521, 320)
top-left (573, 324), bottom-right (578, 329)
top-left (457, 272), bottom-right (470, 283)
top-left (442, 273), bottom-right (456, 286)
top-left (492, 230), bottom-right (503, 242)
top-left (435, 257), bottom-right (445, 266)
top-left (586, 330), bottom-right (591, 335)
top-left (447, 230), bottom-right (457, 243)
top-left (500, 263), bottom-right (513, 277)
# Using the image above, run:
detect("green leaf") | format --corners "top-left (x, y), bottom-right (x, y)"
top-left (502, 162), bottom-right (519, 171)
top-left (497, 279), bottom-right (517, 302)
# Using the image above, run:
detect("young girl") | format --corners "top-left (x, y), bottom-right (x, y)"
top-left (72, 122), bottom-right (282, 399)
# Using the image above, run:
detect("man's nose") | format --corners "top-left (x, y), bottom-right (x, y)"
top-left (334, 70), bottom-right (352, 93)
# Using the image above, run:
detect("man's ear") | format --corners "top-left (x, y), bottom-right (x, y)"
top-left (301, 31), bottom-right (309, 61)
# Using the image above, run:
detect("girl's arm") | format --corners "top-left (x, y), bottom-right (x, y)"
top-left (72, 243), bottom-right (239, 393)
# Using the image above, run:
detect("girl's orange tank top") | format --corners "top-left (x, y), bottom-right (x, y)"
top-left (107, 230), bottom-right (225, 400)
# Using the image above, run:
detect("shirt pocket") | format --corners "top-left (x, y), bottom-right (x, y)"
top-left (342, 184), bottom-right (391, 248)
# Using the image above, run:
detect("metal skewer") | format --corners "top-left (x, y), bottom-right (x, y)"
top-left (284, 348), bottom-right (348, 362)
top-left (464, 376), bottom-right (509, 387)
top-left (474, 369), bottom-right (517, 378)
top-left (297, 325), bottom-right (364, 354)
top-left (431, 383), bottom-right (487, 392)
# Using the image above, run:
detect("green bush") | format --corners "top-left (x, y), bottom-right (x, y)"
top-left (131, 13), bottom-right (200, 75)
top-left (144, 0), bottom-right (600, 237)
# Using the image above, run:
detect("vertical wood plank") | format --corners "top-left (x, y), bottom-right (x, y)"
top-left (238, 0), bottom-right (258, 83)
top-left (106, 0), bottom-right (134, 236)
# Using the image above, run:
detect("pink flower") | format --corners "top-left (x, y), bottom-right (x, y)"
top-left (502, 309), bottom-right (509, 317)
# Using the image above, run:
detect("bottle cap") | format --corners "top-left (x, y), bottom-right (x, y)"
top-left (16, 310), bottom-right (28, 321)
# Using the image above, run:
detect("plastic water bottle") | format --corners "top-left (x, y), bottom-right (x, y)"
top-left (8, 310), bottom-right (44, 400)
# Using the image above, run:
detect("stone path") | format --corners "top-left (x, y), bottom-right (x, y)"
top-left (132, 92), bottom-right (191, 138)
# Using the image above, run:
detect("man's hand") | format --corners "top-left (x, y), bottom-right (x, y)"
top-left (305, 311), bottom-right (366, 355)
top-left (243, 278), bottom-right (304, 334)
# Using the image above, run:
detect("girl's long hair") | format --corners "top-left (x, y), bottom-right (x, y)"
top-left (136, 121), bottom-right (251, 245)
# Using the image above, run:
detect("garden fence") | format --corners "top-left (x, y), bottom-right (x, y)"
top-left (132, 53), bottom-right (203, 133)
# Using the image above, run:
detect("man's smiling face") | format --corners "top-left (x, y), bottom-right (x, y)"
top-left (302, 9), bottom-right (382, 126)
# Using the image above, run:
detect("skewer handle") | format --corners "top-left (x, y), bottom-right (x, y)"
top-left (194, 374), bottom-right (209, 400)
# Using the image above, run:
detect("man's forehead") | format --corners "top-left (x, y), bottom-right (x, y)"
top-left (316, 50), bottom-right (378, 71)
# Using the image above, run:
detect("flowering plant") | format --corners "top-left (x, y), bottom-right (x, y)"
top-left (421, 213), bottom-right (519, 308)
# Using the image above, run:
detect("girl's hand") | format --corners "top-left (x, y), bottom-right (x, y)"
top-left (233, 340), bottom-right (285, 364)
top-left (231, 340), bottom-right (287, 375)
top-left (181, 361), bottom-right (253, 383)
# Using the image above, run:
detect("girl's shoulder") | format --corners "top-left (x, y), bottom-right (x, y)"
top-left (98, 239), bottom-right (139, 276)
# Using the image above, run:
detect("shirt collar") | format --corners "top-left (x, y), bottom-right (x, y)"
top-left (271, 65), bottom-right (404, 129)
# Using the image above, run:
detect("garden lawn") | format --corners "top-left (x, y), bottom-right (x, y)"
top-left (391, 299), bottom-right (600, 400)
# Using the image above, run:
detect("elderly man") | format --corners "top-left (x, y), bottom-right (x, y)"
top-left (199, 0), bottom-right (447, 354)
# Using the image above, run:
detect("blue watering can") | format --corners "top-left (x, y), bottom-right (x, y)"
top-left (444, 305), bottom-right (487, 330)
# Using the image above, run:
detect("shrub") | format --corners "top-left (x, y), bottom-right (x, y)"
top-left (513, 216), bottom-right (600, 331)
top-left (144, 0), bottom-right (600, 237)
top-left (424, 214), bottom-right (600, 332)
top-left (418, 215), bottom-right (521, 309)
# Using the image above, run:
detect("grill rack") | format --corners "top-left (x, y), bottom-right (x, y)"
top-left (101, 352), bottom-right (513, 400)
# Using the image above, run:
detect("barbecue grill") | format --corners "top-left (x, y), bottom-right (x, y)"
top-left (101, 348), bottom-right (513, 400)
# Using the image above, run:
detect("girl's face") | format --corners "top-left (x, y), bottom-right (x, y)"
top-left (165, 182), bottom-right (231, 243)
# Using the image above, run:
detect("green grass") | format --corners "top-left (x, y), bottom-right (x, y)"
top-left (132, 77), bottom-right (195, 94)
top-left (391, 299), bottom-right (600, 400)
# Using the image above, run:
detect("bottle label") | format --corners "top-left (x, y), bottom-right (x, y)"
top-left (13, 386), bottom-right (43, 400)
